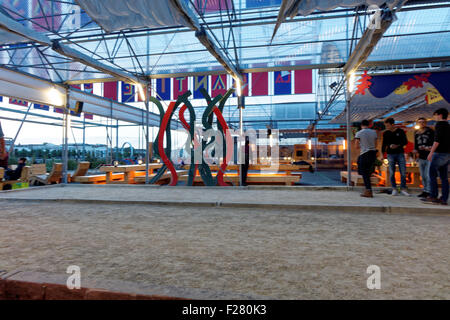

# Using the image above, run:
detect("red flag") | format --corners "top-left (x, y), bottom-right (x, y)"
top-left (251, 72), bottom-right (268, 96)
top-left (173, 77), bottom-right (188, 100)
top-left (294, 69), bottom-right (313, 94)
top-left (211, 74), bottom-right (227, 97)
top-left (103, 81), bottom-right (118, 101)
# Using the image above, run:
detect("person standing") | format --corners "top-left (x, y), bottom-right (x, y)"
top-left (382, 117), bottom-right (410, 196)
top-left (355, 120), bottom-right (378, 198)
top-left (414, 117), bottom-right (434, 198)
top-left (241, 136), bottom-right (250, 186)
top-left (422, 108), bottom-right (449, 206)
top-left (0, 120), bottom-right (8, 169)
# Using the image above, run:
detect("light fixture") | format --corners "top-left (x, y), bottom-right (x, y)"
top-left (347, 72), bottom-right (356, 93)
top-left (343, 139), bottom-right (346, 150)
top-left (414, 125), bottom-right (420, 130)
top-left (311, 157), bottom-right (315, 161)
top-left (137, 83), bottom-right (146, 101)
top-left (235, 77), bottom-right (242, 97)
top-left (137, 159), bottom-right (143, 165)
top-left (113, 160), bottom-right (119, 167)
top-left (48, 87), bottom-right (64, 107)
top-left (308, 139), bottom-right (312, 150)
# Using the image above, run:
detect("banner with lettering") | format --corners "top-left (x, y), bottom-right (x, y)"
top-left (274, 71), bottom-right (292, 95)
top-left (211, 74), bottom-right (227, 97)
top-left (121, 82), bottom-right (135, 103)
top-left (156, 78), bottom-right (171, 100)
top-left (173, 76), bottom-right (189, 100)
top-left (193, 75), bottom-right (209, 99)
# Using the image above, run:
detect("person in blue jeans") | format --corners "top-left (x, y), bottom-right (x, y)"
top-left (422, 108), bottom-right (449, 206)
top-left (382, 117), bottom-right (410, 196)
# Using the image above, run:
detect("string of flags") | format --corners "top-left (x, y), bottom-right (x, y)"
top-left (0, 69), bottom-right (314, 119)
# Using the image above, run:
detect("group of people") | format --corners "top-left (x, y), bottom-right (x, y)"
top-left (355, 108), bottom-right (449, 206)
top-left (0, 120), bottom-right (27, 181)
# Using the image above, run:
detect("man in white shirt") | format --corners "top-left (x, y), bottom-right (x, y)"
top-left (355, 120), bottom-right (378, 198)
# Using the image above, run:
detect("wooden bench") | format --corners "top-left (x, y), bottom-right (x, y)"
top-left (340, 171), bottom-right (380, 186)
top-left (68, 161), bottom-right (90, 182)
top-left (29, 163), bottom-right (63, 185)
top-left (72, 173), bottom-right (125, 184)
top-left (179, 173), bottom-right (301, 186)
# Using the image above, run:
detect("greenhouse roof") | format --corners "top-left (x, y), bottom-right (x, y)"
top-left (0, 0), bottom-right (448, 84)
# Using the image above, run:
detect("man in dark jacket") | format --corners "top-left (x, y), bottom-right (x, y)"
top-left (4, 158), bottom-right (27, 181)
top-left (414, 117), bottom-right (434, 198)
top-left (382, 117), bottom-right (410, 196)
top-left (421, 108), bottom-right (449, 206)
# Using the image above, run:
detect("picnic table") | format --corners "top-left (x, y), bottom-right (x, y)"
top-left (182, 163), bottom-right (309, 175)
top-left (379, 165), bottom-right (421, 188)
top-left (99, 163), bottom-right (163, 184)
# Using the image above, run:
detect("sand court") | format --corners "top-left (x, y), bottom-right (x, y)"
top-left (0, 186), bottom-right (449, 299)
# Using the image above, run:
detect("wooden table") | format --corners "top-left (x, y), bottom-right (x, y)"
top-left (380, 165), bottom-right (421, 188)
top-left (182, 164), bottom-right (309, 175)
top-left (99, 163), bottom-right (162, 184)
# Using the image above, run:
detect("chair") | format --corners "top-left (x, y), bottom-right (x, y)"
top-left (29, 163), bottom-right (63, 185)
top-left (68, 161), bottom-right (90, 182)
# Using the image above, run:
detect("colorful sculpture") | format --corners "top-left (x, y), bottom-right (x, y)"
top-left (151, 88), bottom-right (235, 186)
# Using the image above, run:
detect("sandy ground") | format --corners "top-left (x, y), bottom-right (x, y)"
top-left (0, 200), bottom-right (448, 299)
top-left (0, 185), bottom-right (446, 211)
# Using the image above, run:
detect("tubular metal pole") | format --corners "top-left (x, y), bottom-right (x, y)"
top-left (238, 95), bottom-right (244, 186)
top-left (145, 84), bottom-right (150, 184)
top-left (346, 80), bottom-right (352, 190)
top-left (115, 119), bottom-right (119, 161)
top-left (62, 109), bottom-right (69, 184)
top-left (82, 116), bottom-right (86, 161)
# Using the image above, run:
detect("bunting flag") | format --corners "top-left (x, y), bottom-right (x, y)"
top-left (193, 75), bottom-right (209, 99)
top-left (211, 74), bottom-right (227, 97)
top-left (156, 78), bottom-right (171, 100)
top-left (34, 104), bottom-right (50, 111)
top-left (0, 96), bottom-right (3, 102)
top-left (103, 81), bottom-right (118, 101)
top-left (294, 69), bottom-right (313, 94)
top-left (251, 72), bottom-right (268, 96)
top-left (274, 71), bottom-right (292, 95)
top-left (232, 73), bottom-right (249, 97)
top-left (121, 82), bottom-right (135, 103)
top-left (70, 84), bottom-right (81, 90)
top-left (84, 113), bottom-right (94, 120)
top-left (83, 83), bottom-right (93, 94)
top-left (9, 98), bottom-right (28, 106)
top-left (54, 107), bottom-right (64, 114)
top-left (70, 110), bottom-right (81, 117)
top-left (173, 76), bottom-right (189, 100)
top-left (31, 0), bottom-right (61, 31)
top-left (193, 0), bottom-right (234, 12)
top-left (246, 0), bottom-right (282, 8)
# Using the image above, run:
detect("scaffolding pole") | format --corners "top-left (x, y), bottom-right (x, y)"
top-left (145, 84), bottom-right (150, 184)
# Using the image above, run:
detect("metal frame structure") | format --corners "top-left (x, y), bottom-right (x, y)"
top-left (0, 0), bottom-right (449, 186)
